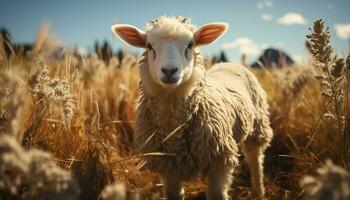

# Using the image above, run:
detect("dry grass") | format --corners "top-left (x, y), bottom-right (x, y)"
top-left (0, 20), bottom-right (349, 200)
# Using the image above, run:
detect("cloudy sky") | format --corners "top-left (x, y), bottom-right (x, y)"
top-left (1, 0), bottom-right (349, 63)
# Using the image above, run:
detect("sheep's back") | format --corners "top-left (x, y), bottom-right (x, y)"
top-left (206, 63), bottom-right (273, 146)
top-left (207, 63), bottom-right (254, 101)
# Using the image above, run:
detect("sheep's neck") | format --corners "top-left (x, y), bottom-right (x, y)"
top-left (138, 49), bottom-right (206, 129)
top-left (141, 78), bottom-right (204, 132)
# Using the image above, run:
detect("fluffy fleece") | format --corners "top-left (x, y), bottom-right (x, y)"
top-left (132, 17), bottom-right (273, 197)
top-left (135, 50), bottom-right (272, 180)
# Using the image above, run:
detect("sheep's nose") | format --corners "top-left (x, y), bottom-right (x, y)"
top-left (161, 66), bottom-right (178, 77)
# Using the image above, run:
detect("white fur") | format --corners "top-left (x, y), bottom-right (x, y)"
top-left (111, 16), bottom-right (273, 200)
top-left (146, 18), bottom-right (195, 89)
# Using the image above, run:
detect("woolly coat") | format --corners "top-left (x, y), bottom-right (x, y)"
top-left (134, 62), bottom-right (273, 180)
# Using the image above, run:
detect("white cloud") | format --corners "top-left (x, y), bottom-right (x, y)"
top-left (257, 0), bottom-right (273, 9)
top-left (261, 14), bottom-right (273, 21)
top-left (265, 1), bottom-right (273, 7)
top-left (260, 43), bottom-right (271, 49)
top-left (277, 13), bottom-right (307, 25)
top-left (221, 37), bottom-right (261, 57)
top-left (334, 24), bottom-right (350, 39)
top-left (293, 54), bottom-right (306, 63)
top-left (221, 38), bottom-right (292, 62)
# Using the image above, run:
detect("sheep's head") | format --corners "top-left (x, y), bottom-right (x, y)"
top-left (111, 16), bottom-right (228, 89)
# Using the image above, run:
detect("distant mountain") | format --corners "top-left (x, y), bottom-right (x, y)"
top-left (251, 48), bottom-right (294, 68)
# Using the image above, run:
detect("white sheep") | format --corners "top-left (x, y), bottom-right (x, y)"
top-left (111, 16), bottom-right (273, 200)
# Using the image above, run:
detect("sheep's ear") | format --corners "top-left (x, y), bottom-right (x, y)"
top-left (193, 22), bottom-right (228, 46)
top-left (111, 24), bottom-right (146, 48)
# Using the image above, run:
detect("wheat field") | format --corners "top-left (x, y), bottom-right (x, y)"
top-left (0, 19), bottom-right (349, 200)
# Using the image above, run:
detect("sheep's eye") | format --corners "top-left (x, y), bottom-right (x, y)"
top-left (187, 42), bottom-right (193, 49)
top-left (147, 43), bottom-right (156, 59)
top-left (185, 42), bottom-right (194, 59)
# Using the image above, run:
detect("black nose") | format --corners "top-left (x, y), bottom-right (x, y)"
top-left (161, 67), bottom-right (178, 77)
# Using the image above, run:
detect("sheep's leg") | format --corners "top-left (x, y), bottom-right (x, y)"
top-left (242, 143), bottom-right (265, 198)
top-left (207, 163), bottom-right (234, 200)
top-left (162, 175), bottom-right (184, 200)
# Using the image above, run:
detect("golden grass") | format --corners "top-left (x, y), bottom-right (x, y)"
top-left (0, 20), bottom-right (349, 200)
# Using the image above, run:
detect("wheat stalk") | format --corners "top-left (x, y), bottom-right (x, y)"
top-left (305, 19), bottom-right (348, 157)
top-left (0, 134), bottom-right (80, 199)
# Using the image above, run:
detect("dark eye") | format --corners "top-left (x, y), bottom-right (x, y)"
top-left (147, 43), bottom-right (156, 59)
top-left (185, 42), bottom-right (194, 59)
top-left (147, 43), bottom-right (153, 50)
top-left (187, 42), bottom-right (193, 49)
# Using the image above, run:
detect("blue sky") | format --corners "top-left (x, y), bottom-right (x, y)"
top-left (1, 0), bottom-right (349, 63)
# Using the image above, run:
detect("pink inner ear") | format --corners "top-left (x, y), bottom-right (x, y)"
top-left (118, 28), bottom-right (139, 37)
top-left (195, 25), bottom-right (226, 45)
top-left (115, 26), bottom-right (146, 47)
top-left (201, 28), bottom-right (223, 36)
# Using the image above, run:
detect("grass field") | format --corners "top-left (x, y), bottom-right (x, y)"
top-left (0, 19), bottom-right (349, 200)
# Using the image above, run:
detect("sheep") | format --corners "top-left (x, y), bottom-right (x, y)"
top-left (111, 16), bottom-right (273, 200)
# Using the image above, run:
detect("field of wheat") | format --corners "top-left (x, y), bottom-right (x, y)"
top-left (0, 19), bottom-right (349, 200)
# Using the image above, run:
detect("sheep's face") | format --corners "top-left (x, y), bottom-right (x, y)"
top-left (111, 16), bottom-right (228, 90)
top-left (145, 28), bottom-right (195, 88)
